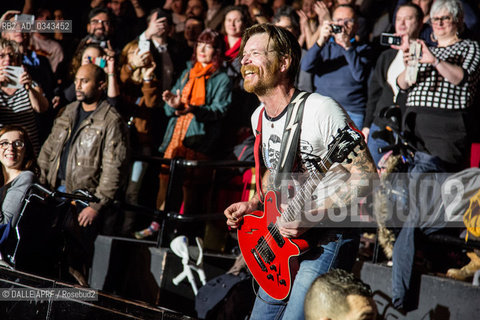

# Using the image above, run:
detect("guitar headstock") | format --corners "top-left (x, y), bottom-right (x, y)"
top-left (327, 125), bottom-right (363, 164)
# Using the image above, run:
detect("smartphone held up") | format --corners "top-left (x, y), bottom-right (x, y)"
top-left (380, 33), bottom-right (402, 46)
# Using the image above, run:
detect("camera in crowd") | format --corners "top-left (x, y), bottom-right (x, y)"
top-left (380, 33), bottom-right (402, 46)
top-left (88, 37), bottom-right (108, 49)
top-left (331, 24), bottom-right (343, 34)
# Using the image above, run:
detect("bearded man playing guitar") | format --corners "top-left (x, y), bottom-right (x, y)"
top-left (224, 24), bottom-right (377, 320)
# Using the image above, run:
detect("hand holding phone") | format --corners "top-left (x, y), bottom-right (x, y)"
top-left (138, 39), bottom-right (150, 55)
top-left (3, 66), bottom-right (24, 89)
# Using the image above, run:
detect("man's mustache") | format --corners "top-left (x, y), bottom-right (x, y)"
top-left (241, 65), bottom-right (260, 78)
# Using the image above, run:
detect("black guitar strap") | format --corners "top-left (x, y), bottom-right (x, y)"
top-left (274, 90), bottom-right (310, 189)
top-left (254, 90), bottom-right (311, 199)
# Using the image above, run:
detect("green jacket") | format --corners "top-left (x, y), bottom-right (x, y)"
top-left (158, 64), bottom-right (232, 156)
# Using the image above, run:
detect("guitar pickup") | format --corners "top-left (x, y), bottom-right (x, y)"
top-left (251, 249), bottom-right (267, 272)
top-left (268, 223), bottom-right (285, 248)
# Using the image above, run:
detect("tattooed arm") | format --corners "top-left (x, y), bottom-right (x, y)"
top-left (279, 141), bottom-right (378, 237)
top-left (331, 141), bottom-right (378, 207)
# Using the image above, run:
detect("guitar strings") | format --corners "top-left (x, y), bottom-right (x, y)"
top-left (254, 130), bottom-right (354, 259)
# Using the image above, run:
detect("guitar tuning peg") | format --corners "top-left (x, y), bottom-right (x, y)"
top-left (352, 151), bottom-right (358, 157)
top-left (347, 158), bottom-right (353, 164)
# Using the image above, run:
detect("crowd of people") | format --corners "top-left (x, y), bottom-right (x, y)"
top-left (1, 0), bottom-right (480, 318)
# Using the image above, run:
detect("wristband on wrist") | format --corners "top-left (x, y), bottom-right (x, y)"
top-left (143, 78), bottom-right (153, 82)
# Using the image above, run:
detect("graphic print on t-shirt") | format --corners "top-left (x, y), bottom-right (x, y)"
top-left (263, 134), bottom-right (281, 172)
top-left (263, 136), bottom-right (320, 176)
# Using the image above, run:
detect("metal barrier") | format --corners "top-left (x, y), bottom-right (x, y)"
top-left (129, 156), bottom-right (255, 248)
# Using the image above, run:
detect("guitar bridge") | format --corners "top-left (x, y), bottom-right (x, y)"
top-left (251, 249), bottom-right (267, 272)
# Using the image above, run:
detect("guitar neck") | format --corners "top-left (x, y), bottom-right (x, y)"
top-left (282, 158), bottom-right (333, 222)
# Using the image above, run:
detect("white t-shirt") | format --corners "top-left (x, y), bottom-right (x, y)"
top-left (251, 92), bottom-right (353, 208)
top-left (251, 93), bottom-right (352, 174)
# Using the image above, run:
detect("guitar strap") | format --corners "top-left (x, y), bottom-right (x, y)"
top-left (254, 90), bottom-right (311, 203)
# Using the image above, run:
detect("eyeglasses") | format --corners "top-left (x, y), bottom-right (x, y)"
top-left (90, 19), bottom-right (110, 26)
top-left (0, 53), bottom-right (15, 59)
top-left (333, 18), bottom-right (355, 25)
top-left (431, 15), bottom-right (453, 24)
top-left (0, 140), bottom-right (25, 150)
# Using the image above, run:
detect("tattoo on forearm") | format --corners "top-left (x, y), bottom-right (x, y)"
top-left (329, 143), bottom-right (377, 209)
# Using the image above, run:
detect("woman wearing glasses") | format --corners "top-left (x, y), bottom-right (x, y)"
top-left (0, 125), bottom-right (38, 227)
top-left (397, 0), bottom-right (480, 172)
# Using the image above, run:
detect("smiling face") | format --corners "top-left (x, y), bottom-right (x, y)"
top-left (196, 41), bottom-right (214, 66)
top-left (431, 8), bottom-right (457, 40)
top-left (87, 12), bottom-right (111, 40)
top-left (225, 10), bottom-right (244, 38)
top-left (0, 130), bottom-right (25, 172)
top-left (240, 33), bottom-right (280, 96)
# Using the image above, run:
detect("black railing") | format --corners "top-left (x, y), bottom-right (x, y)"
top-left (130, 156), bottom-right (255, 248)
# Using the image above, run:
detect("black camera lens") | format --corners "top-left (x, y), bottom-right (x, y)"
top-left (331, 25), bottom-right (342, 34)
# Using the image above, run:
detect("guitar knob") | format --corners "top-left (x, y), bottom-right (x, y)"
top-left (279, 279), bottom-right (286, 286)
top-left (270, 265), bottom-right (277, 272)
top-left (267, 274), bottom-right (274, 281)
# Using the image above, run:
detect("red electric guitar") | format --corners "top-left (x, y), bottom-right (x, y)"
top-left (237, 126), bottom-right (363, 300)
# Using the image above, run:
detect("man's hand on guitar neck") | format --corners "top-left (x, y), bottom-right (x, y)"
top-left (277, 217), bottom-right (309, 238)
top-left (225, 198), bottom-right (261, 228)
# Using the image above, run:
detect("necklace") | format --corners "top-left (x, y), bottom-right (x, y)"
top-left (265, 105), bottom-right (286, 128)
top-left (264, 113), bottom-right (274, 128)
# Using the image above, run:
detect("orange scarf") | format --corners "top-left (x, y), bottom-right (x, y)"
top-left (180, 62), bottom-right (215, 107)
top-left (163, 62), bottom-right (215, 162)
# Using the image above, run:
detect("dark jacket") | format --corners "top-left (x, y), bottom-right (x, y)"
top-left (301, 38), bottom-right (372, 114)
top-left (38, 100), bottom-right (129, 212)
top-left (364, 48), bottom-right (402, 128)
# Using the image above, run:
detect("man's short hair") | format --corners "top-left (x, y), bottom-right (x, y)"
top-left (147, 8), bottom-right (173, 26)
top-left (88, 7), bottom-right (113, 22)
top-left (185, 15), bottom-right (205, 30)
top-left (304, 269), bottom-right (373, 320)
top-left (239, 24), bottom-right (301, 85)
top-left (80, 63), bottom-right (107, 85)
top-left (333, 4), bottom-right (357, 19)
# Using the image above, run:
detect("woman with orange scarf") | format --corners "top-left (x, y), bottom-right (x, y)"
top-left (156, 29), bottom-right (231, 217)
